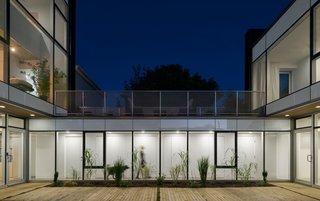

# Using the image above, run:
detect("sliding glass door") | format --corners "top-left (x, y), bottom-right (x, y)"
top-left (295, 129), bottom-right (312, 184)
top-left (8, 128), bottom-right (25, 183)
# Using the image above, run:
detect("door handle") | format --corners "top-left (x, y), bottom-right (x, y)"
top-left (307, 155), bottom-right (312, 162)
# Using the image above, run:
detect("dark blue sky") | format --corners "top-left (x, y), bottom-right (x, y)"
top-left (76, 0), bottom-right (292, 90)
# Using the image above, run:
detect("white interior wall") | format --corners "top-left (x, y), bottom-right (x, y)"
top-left (106, 132), bottom-right (132, 179)
top-left (161, 132), bottom-right (187, 179)
top-left (296, 132), bottom-right (310, 181)
top-left (133, 133), bottom-right (159, 178)
top-left (0, 48), bottom-right (3, 81)
top-left (188, 132), bottom-right (214, 180)
top-left (292, 57), bottom-right (310, 92)
top-left (85, 133), bottom-right (103, 166)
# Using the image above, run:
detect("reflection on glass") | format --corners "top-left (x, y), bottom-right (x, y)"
top-left (55, 10), bottom-right (67, 49)
top-left (57, 132), bottom-right (82, 180)
top-left (0, 42), bottom-right (7, 82)
top-left (312, 57), bottom-right (320, 83)
top-left (189, 132), bottom-right (214, 180)
top-left (10, 3), bottom-right (53, 102)
top-left (161, 132), bottom-right (187, 180)
top-left (265, 132), bottom-right (290, 180)
top-left (30, 132), bottom-right (55, 180)
top-left (18, 0), bottom-right (54, 34)
top-left (8, 130), bottom-right (24, 181)
top-left (133, 132), bottom-right (159, 179)
top-left (217, 132), bottom-right (235, 167)
top-left (55, 0), bottom-right (68, 18)
top-left (106, 132), bottom-right (132, 180)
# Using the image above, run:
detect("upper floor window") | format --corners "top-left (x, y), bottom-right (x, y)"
top-left (314, 4), bottom-right (320, 54)
top-left (18, 0), bottom-right (54, 35)
top-left (267, 14), bottom-right (310, 103)
top-left (0, 0), bottom-right (6, 39)
top-left (279, 72), bottom-right (290, 98)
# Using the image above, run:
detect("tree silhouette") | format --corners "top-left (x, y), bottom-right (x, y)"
top-left (124, 64), bottom-right (219, 90)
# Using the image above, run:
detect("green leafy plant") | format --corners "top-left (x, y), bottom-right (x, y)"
top-left (262, 170), bottom-right (268, 184)
top-left (170, 165), bottom-right (181, 184)
top-left (119, 180), bottom-right (130, 187)
top-left (54, 67), bottom-right (67, 90)
top-left (83, 149), bottom-right (96, 179)
top-left (189, 180), bottom-right (200, 188)
top-left (198, 157), bottom-right (209, 186)
top-left (113, 159), bottom-right (127, 186)
top-left (178, 151), bottom-right (188, 179)
top-left (237, 162), bottom-right (258, 181)
top-left (209, 164), bottom-right (216, 180)
top-left (31, 59), bottom-right (50, 101)
top-left (156, 175), bottom-right (166, 186)
top-left (65, 180), bottom-right (78, 187)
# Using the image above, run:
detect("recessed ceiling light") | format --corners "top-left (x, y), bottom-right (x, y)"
top-left (30, 114), bottom-right (35, 117)
top-left (316, 106), bottom-right (320, 109)
top-left (10, 47), bottom-right (16, 52)
top-left (0, 105), bottom-right (5, 109)
top-left (209, 131), bottom-right (213, 133)
top-left (176, 131), bottom-right (180, 134)
top-left (0, 114), bottom-right (5, 117)
top-left (107, 131), bottom-right (112, 134)
top-left (142, 131), bottom-right (145, 133)
top-left (285, 114), bottom-right (290, 117)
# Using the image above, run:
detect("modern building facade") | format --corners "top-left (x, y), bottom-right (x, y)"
top-left (0, 0), bottom-right (319, 188)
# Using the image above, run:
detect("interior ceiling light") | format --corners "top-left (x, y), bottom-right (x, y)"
top-left (285, 114), bottom-right (290, 117)
top-left (0, 105), bottom-right (5, 108)
top-left (30, 114), bottom-right (35, 117)
top-left (316, 106), bottom-right (320, 109)
top-left (10, 47), bottom-right (16, 52)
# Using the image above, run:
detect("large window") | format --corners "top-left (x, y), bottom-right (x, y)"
top-left (238, 132), bottom-right (263, 180)
top-left (84, 132), bottom-right (103, 180)
top-left (57, 132), bottom-right (82, 180)
top-left (189, 132), bottom-right (214, 180)
top-left (10, 2), bottom-right (53, 102)
top-left (316, 129), bottom-right (320, 185)
top-left (30, 132), bottom-right (55, 180)
top-left (267, 14), bottom-right (310, 103)
top-left (55, 9), bottom-right (67, 50)
top-left (161, 131), bottom-right (187, 180)
top-left (18, 0), bottom-right (54, 35)
top-left (315, 4), bottom-right (320, 54)
top-left (54, 45), bottom-right (68, 91)
top-left (0, 42), bottom-right (7, 82)
top-left (265, 132), bottom-right (290, 180)
top-left (106, 132), bottom-right (132, 180)
top-left (0, 0), bottom-right (5, 38)
top-left (133, 132), bottom-right (159, 179)
top-left (313, 57), bottom-right (320, 83)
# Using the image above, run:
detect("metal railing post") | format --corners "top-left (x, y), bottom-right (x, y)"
top-left (159, 91), bottom-right (162, 117)
top-left (236, 91), bottom-right (239, 116)
top-left (131, 91), bottom-right (134, 116)
top-left (187, 91), bottom-right (189, 116)
top-left (82, 91), bottom-right (85, 116)
top-left (104, 91), bottom-right (107, 115)
top-left (214, 91), bottom-right (217, 116)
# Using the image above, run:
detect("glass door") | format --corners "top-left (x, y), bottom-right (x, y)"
top-left (7, 129), bottom-right (25, 183)
top-left (295, 129), bottom-right (312, 184)
top-left (215, 132), bottom-right (237, 180)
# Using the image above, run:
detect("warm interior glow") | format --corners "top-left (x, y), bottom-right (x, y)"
top-left (0, 105), bottom-right (5, 108)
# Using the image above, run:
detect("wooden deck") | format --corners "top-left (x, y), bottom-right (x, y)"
top-left (1, 182), bottom-right (320, 201)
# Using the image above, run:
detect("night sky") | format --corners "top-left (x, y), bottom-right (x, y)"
top-left (76, 0), bottom-right (292, 90)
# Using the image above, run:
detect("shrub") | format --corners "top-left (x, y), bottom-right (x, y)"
top-left (198, 157), bottom-right (209, 186)
top-left (53, 171), bottom-right (59, 183)
top-left (189, 181), bottom-right (200, 188)
top-left (156, 175), bottom-right (166, 186)
top-left (169, 165), bottom-right (181, 184)
top-left (113, 159), bottom-right (127, 186)
top-left (262, 170), bottom-right (268, 184)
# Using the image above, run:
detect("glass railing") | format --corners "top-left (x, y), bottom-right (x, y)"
top-left (55, 90), bottom-right (265, 117)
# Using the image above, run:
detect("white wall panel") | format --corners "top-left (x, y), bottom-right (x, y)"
top-left (0, 81), bottom-right (8, 99)
top-left (161, 119), bottom-right (187, 130)
top-left (265, 119), bottom-right (291, 131)
top-left (252, 36), bottom-right (266, 62)
top-left (188, 119), bottom-right (215, 130)
top-left (215, 119), bottom-right (236, 130)
top-left (237, 119), bottom-right (264, 131)
top-left (266, 0), bottom-right (310, 48)
top-left (29, 119), bottom-right (55, 130)
top-left (106, 119), bottom-right (133, 130)
top-left (133, 119), bottom-right (161, 130)
top-left (83, 119), bottom-right (106, 131)
top-left (56, 119), bottom-right (83, 130)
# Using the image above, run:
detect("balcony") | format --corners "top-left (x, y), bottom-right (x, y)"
top-left (54, 90), bottom-right (265, 117)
